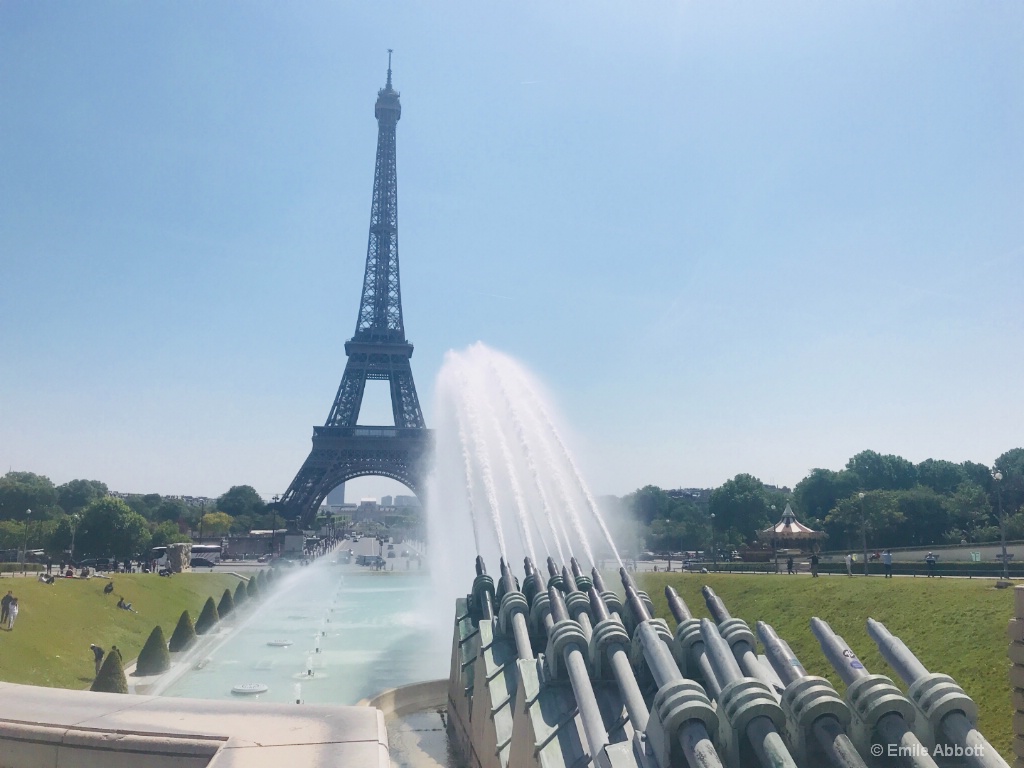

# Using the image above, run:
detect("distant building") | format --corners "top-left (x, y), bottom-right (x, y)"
top-left (381, 495), bottom-right (393, 507)
top-left (325, 484), bottom-right (346, 505)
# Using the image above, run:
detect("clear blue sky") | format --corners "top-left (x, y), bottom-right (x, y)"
top-left (2, 2), bottom-right (1021, 503)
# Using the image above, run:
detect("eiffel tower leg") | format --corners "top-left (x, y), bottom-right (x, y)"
top-left (326, 362), bottom-right (368, 427)
top-left (390, 363), bottom-right (424, 429)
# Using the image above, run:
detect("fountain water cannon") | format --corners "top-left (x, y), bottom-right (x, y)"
top-left (546, 556), bottom-right (566, 592)
top-left (699, 619), bottom-right (796, 768)
top-left (469, 556), bottom-right (496, 623)
top-left (618, 568), bottom-right (655, 634)
top-left (561, 566), bottom-right (594, 640)
top-left (570, 557), bottom-right (594, 592)
top-left (544, 586), bottom-right (613, 768)
top-left (663, 586), bottom-right (720, 699)
top-left (497, 557), bottom-right (534, 661)
top-left (701, 587), bottom-right (775, 690)
top-left (621, 585), bottom-right (722, 768)
top-left (811, 617), bottom-right (939, 768)
top-left (585, 586), bottom-right (649, 733)
top-left (592, 568), bottom-right (623, 617)
top-left (866, 618), bottom-right (1006, 768)
top-left (756, 621), bottom-right (865, 768)
top-left (523, 557), bottom-right (542, 605)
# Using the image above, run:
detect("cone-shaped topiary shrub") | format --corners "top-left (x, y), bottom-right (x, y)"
top-left (168, 610), bottom-right (197, 652)
top-left (234, 580), bottom-right (248, 606)
top-left (136, 625), bottom-right (171, 676)
top-left (217, 588), bottom-right (234, 617)
top-left (195, 596), bottom-right (219, 635)
top-left (91, 650), bottom-right (128, 693)
top-left (264, 567), bottom-right (273, 583)
top-left (246, 576), bottom-right (260, 600)
top-left (258, 569), bottom-right (269, 588)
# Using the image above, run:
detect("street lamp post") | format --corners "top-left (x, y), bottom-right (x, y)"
top-left (70, 514), bottom-right (79, 563)
top-left (994, 471), bottom-right (1008, 580)
top-left (710, 513), bottom-right (717, 572)
top-left (272, 495), bottom-right (280, 557)
top-left (769, 504), bottom-right (777, 574)
top-left (859, 493), bottom-right (868, 576)
top-left (22, 508), bottom-right (32, 573)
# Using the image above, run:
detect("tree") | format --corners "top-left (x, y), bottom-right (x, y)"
top-left (200, 511), bottom-right (233, 536)
top-left (154, 498), bottom-right (192, 524)
top-left (76, 498), bottom-right (152, 559)
top-left (0, 471), bottom-right (59, 520)
top-left (195, 597), bottom-right (219, 635)
top-left (217, 588), bottom-right (234, 617)
top-left (994, 448), bottom-right (1024, 517)
top-left (915, 459), bottom-right (966, 496)
top-left (845, 450), bottom-right (917, 491)
top-left (56, 479), bottom-right (108, 516)
top-left (708, 474), bottom-right (775, 544)
top-left (168, 610), bottom-right (197, 652)
top-left (824, 491), bottom-right (906, 550)
top-left (234, 581), bottom-right (248, 606)
top-left (136, 626), bottom-right (171, 675)
top-left (217, 486), bottom-right (265, 518)
top-left (793, 469), bottom-right (858, 522)
top-left (246, 576), bottom-right (260, 600)
top-left (90, 651), bottom-right (128, 693)
top-left (150, 520), bottom-right (190, 550)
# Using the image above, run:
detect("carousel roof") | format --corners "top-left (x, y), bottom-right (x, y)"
top-left (759, 503), bottom-right (825, 540)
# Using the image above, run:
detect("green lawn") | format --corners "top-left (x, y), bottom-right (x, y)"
top-left (638, 572), bottom-right (1015, 757)
top-left (0, 572), bottom-right (244, 689)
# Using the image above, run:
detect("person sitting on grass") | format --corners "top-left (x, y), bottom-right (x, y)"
top-left (37, 573), bottom-right (55, 584)
top-left (116, 596), bottom-right (137, 613)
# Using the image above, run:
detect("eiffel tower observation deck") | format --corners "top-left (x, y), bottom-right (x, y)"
top-left (280, 53), bottom-right (432, 526)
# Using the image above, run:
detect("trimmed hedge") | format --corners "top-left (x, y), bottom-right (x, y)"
top-left (217, 588), bottom-right (234, 617)
top-left (234, 580), bottom-right (248, 606)
top-left (136, 626), bottom-right (171, 676)
top-left (246, 576), bottom-right (259, 600)
top-left (168, 610), bottom-right (197, 652)
top-left (90, 651), bottom-right (128, 693)
top-left (195, 596), bottom-right (219, 635)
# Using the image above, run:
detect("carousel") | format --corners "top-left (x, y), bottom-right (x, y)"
top-left (759, 503), bottom-right (826, 573)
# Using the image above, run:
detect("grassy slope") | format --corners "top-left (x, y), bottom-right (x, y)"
top-left (639, 572), bottom-right (1014, 757)
top-left (0, 572), bottom-right (243, 689)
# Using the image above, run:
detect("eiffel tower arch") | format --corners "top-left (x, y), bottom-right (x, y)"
top-left (280, 55), bottom-right (432, 526)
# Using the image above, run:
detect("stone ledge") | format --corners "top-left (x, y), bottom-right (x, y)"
top-left (0, 681), bottom-right (389, 768)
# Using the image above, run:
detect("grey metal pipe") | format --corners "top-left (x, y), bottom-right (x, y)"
top-left (624, 595), bottom-right (722, 768)
top-left (866, 618), bottom-right (1009, 768)
top-left (702, 587), bottom-right (773, 688)
top-left (811, 618), bottom-right (940, 768)
top-left (665, 585), bottom-right (693, 621)
top-left (548, 587), bottom-right (610, 763)
top-left (586, 587), bottom-right (648, 730)
top-left (756, 621), bottom-right (868, 768)
top-left (700, 620), bottom-right (798, 768)
top-left (664, 586), bottom-right (723, 700)
top-left (499, 558), bottom-right (534, 661)
top-left (591, 567), bottom-right (608, 592)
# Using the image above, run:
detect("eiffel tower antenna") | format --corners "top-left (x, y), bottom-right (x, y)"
top-left (279, 61), bottom-right (431, 525)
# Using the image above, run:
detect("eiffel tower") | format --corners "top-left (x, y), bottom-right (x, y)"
top-left (280, 54), bottom-right (432, 525)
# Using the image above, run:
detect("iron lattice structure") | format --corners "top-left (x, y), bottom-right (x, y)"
top-left (280, 57), bottom-right (431, 525)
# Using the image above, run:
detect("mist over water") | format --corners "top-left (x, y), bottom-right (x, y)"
top-left (425, 342), bottom-right (623, 612)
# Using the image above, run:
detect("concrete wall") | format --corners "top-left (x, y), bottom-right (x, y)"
top-left (0, 682), bottom-right (389, 768)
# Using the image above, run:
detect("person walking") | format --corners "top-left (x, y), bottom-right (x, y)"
top-left (882, 549), bottom-right (893, 578)
top-left (90, 645), bottom-right (105, 677)
top-left (810, 552), bottom-right (820, 577)
top-left (0, 590), bottom-right (12, 625)
top-left (5, 598), bottom-right (18, 630)
top-left (845, 552), bottom-right (853, 577)
top-left (786, 556), bottom-right (794, 575)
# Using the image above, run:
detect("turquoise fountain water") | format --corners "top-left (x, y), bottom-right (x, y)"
top-left (161, 545), bottom-right (447, 706)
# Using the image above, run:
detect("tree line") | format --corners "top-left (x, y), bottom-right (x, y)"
top-left (0, 474), bottom-right (274, 560)
top-left (621, 448), bottom-right (1024, 555)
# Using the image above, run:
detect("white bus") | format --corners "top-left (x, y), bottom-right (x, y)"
top-left (150, 544), bottom-right (223, 568)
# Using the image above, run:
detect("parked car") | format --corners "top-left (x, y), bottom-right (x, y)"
top-left (75, 558), bottom-right (113, 570)
top-left (190, 557), bottom-right (217, 568)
